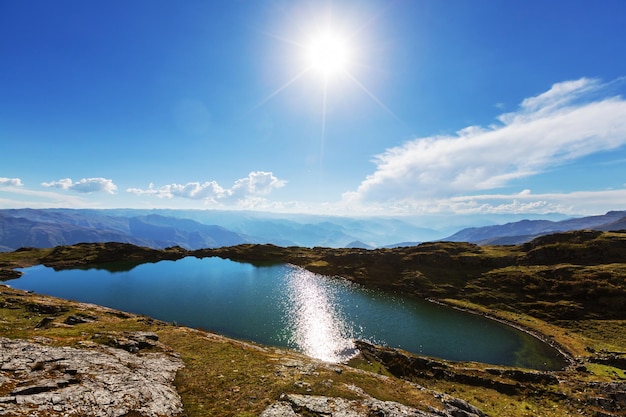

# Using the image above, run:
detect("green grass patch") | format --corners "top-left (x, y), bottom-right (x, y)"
top-left (585, 363), bottom-right (626, 380)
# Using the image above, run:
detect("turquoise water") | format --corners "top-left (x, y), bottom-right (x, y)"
top-left (10, 256), bottom-right (565, 369)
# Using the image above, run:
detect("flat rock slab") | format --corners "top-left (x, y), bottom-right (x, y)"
top-left (0, 336), bottom-right (184, 417)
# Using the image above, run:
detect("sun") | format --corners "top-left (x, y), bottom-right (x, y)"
top-left (256, 12), bottom-right (396, 165)
top-left (305, 29), bottom-right (352, 78)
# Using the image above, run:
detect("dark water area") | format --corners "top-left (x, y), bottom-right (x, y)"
top-left (10, 256), bottom-right (566, 369)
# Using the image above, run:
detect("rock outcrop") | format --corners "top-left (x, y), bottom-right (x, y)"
top-left (260, 392), bottom-right (486, 417)
top-left (0, 336), bottom-right (184, 417)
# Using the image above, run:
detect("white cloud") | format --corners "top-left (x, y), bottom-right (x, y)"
top-left (512, 77), bottom-right (599, 118)
top-left (339, 187), bottom-right (626, 217)
top-left (0, 177), bottom-right (23, 187)
top-left (347, 77), bottom-right (626, 206)
top-left (127, 181), bottom-right (227, 202)
top-left (41, 177), bottom-right (117, 194)
top-left (127, 171), bottom-right (287, 206)
top-left (0, 185), bottom-right (102, 209)
top-left (230, 171), bottom-right (287, 198)
top-left (440, 188), bottom-right (626, 215)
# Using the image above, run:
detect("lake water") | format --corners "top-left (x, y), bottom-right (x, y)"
top-left (10, 256), bottom-right (566, 369)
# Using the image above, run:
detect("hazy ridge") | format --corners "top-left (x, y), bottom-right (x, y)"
top-left (1, 208), bottom-right (625, 252)
top-left (443, 210), bottom-right (626, 244)
top-left (0, 208), bottom-right (443, 251)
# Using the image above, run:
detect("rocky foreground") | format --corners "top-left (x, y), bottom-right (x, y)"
top-left (0, 335), bottom-right (184, 416)
top-left (1, 230), bottom-right (625, 416)
top-left (3, 329), bottom-right (484, 417)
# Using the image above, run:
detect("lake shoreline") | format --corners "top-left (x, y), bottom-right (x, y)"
top-left (425, 297), bottom-right (575, 369)
top-left (2, 239), bottom-right (626, 416)
top-left (6, 258), bottom-right (562, 369)
top-left (2, 282), bottom-right (621, 416)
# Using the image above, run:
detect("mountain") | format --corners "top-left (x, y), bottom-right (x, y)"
top-left (344, 240), bottom-right (375, 249)
top-left (0, 210), bottom-right (251, 251)
top-left (127, 215), bottom-right (250, 249)
top-left (443, 210), bottom-right (626, 244)
top-left (383, 241), bottom-right (422, 248)
top-left (4, 208), bottom-right (623, 251)
top-left (0, 211), bottom-right (140, 251)
top-left (0, 209), bottom-right (445, 251)
top-left (597, 215), bottom-right (626, 231)
top-left (159, 210), bottom-right (445, 247)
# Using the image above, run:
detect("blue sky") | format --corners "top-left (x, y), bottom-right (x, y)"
top-left (2, 0), bottom-right (626, 218)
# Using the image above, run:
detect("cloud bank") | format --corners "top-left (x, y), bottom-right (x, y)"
top-left (41, 178), bottom-right (118, 194)
top-left (127, 171), bottom-right (286, 205)
top-left (345, 77), bottom-right (626, 211)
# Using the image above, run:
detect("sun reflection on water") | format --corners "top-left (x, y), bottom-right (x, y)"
top-left (284, 266), bottom-right (357, 363)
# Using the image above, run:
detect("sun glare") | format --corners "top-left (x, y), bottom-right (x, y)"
top-left (305, 30), bottom-right (351, 78)
top-left (257, 12), bottom-right (395, 167)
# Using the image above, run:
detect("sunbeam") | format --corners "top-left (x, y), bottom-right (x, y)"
top-left (345, 72), bottom-right (400, 121)
top-left (252, 68), bottom-right (310, 112)
top-left (320, 76), bottom-right (329, 170)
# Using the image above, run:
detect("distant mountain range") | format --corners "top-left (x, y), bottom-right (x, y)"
top-left (443, 210), bottom-right (626, 244)
top-left (0, 209), bottom-right (442, 251)
top-left (0, 209), bottom-right (252, 251)
top-left (1, 208), bottom-right (624, 251)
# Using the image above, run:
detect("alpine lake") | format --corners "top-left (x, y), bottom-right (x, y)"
top-left (9, 256), bottom-right (566, 370)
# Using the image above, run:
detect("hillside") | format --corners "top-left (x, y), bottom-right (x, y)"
top-left (201, 230), bottom-right (626, 322)
top-left (1, 231), bottom-right (625, 415)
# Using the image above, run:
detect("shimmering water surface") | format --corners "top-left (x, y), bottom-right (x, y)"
top-left (10, 257), bottom-right (565, 369)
